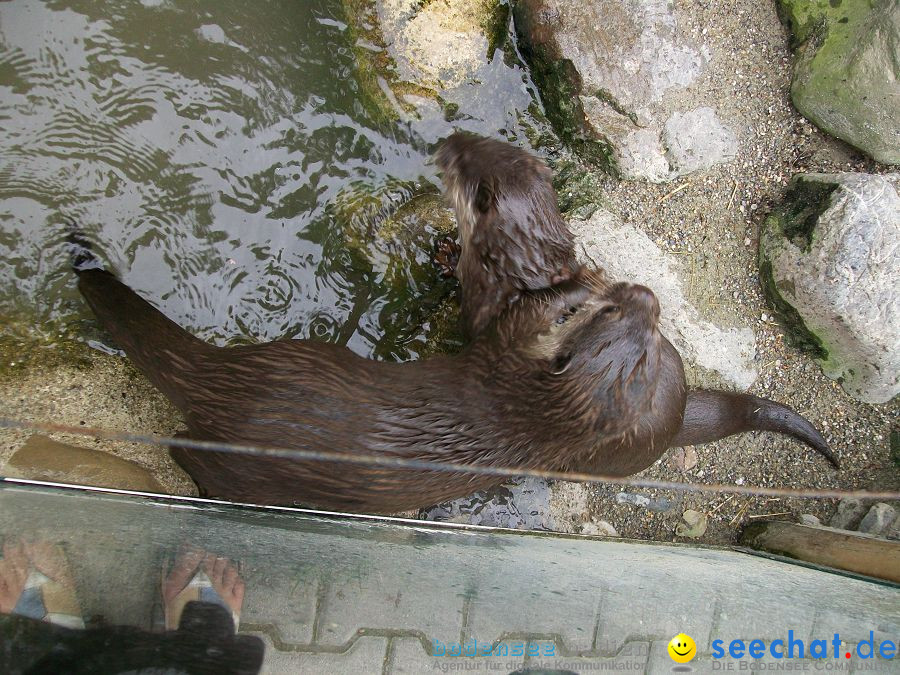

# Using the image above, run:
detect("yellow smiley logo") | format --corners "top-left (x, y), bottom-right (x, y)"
top-left (668, 633), bottom-right (696, 663)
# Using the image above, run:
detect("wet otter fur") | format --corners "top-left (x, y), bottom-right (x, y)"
top-left (72, 134), bottom-right (837, 513)
top-left (435, 132), bottom-right (579, 337)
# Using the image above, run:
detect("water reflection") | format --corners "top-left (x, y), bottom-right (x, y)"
top-left (0, 0), bottom-right (540, 359)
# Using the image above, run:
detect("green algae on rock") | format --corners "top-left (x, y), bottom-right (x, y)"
top-left (0, 314), bottom-right (95, 380)
top-left (511, 1), bottom-right (617, 173)
top-left (777, 0), bottom-right (900, 164)
top-left (341, 0), bottom-right (510, 120)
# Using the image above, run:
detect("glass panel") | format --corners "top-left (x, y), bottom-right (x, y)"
top-left (2, 481), bottom-right (897, 673)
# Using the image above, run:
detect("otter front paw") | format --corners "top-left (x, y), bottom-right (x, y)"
top-left (434, 237), bottom-right (461, 278)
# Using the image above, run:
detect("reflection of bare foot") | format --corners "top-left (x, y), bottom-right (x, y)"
top-left (434, 236), bottom-right (461, 277)
top-left (203, 552), bottom-right (244, 619)
top-left (24, 540), bottom-right (77, 590)
top-left (162, 546), bottom-right (244, 631)
top-left (0, 538), bottom-right (83, 628)
top-left (0, 540), bottom-right (28, 613)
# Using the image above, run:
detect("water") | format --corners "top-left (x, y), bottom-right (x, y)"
top-left (0, 0), bottom-right (543, 360)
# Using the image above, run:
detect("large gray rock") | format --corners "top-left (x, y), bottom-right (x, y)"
top-left (514, 0), bottom-right (736, 181)
top-left (778, 0), bottom-right (900, 165)
top-left (375, 0), bottom-right (503, 91)
top-left (663, 108), bottom-right (738, 177)
top-left (828, 498), bottom-right (867, 530)
top-left (760, 173), bottom-right (900, 404)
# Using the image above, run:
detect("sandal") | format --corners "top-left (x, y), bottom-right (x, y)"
top-left (161, 546), bottom-right (244, 631)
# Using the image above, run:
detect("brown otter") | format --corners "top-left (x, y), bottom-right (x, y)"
top-left (435, 132), bottom-right (579, 337)
top-left (71, 134), bottom-right (836, 513)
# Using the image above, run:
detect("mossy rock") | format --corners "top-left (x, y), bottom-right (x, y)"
top-left (367, 190), bottom-right (464, 359)
top-left (328, 181), bottom-right (462, 360)
top-left (511, 1), bottom-right (617, 173)
top-left (758, 177), bottom-right (836, 359)
top-left (777, 0), bottom-right (900, 164)
top-left (760, 172), bottom-right (900, 403)
top-left (340, 0), bottom-right (420, 121)
top-left (341, 0), bottom-right (509, 121)
top-left (0, 313), bottom-right (95, 380)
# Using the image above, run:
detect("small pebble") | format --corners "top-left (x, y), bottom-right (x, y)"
top-left (676, 509), bottom-right (708, 538)
top-left (581, 520), bottom-right (619, 537)
top-left (615, 492), bottom-right (674, 512)
top-left (670, 447), bottom-right (699, 472)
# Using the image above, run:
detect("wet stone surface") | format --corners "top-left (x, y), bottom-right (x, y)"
top-left (4, 435), bottom-right (165, 493)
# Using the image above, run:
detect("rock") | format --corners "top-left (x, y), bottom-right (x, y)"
top-left (581, 520), bottom-right (619, 537)
top-left (760, 173), bottom-right (900, 403)
top-left (375, 0), bottom-right (506, 90)
top-left (343, 0), bottom-right (514, 122)
top-left (778, 0), bottom-right (900, 164)
top-left (886, 515), bottom-right (900, 541)
top-left (663, 108), bottom-right (738, 177)
top-left (336, 186), bottom-right (456, 291)
top-left (798, 514), bottom-right (821, 527)
top-left (828, 498), bottom-right (867, 530)
top-left (670, 447), bottom-right (699, 472)
top-left (3, 434), bottom-right (164, 493)
top-left (675, 509), bottom-right (708, 538)
top-left (547, 481), bottom-right (592, 533)
top-left (572, 210), bottom-right (758, 389)
top-left (514, 0), bottom-right (737, 181)
top-left (615, 492), bottom-right (674, 513)
top-left (858, 503), bottom-right (897, 537)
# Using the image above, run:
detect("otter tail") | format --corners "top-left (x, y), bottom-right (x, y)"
top-left (69, 227), bottom-right (209, 411)
top-left (669, 390), bottom-right (839, 468)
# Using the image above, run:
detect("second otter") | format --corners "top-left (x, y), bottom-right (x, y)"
top-left (73, 135), bottom-right (837, 513)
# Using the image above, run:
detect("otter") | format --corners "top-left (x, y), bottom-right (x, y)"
top-left (434, 132), bottom-right (579, 337)
top-left (71, 134), bottom-right (837, 513)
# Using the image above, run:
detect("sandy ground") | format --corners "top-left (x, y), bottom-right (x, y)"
top-left (1, 0), bottom-right (896, 544)
top-left (0, 350), bottom-right (196, 497)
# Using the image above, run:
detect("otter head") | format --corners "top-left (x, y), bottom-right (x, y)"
top-left (524, 269), bottom-right (665, 436)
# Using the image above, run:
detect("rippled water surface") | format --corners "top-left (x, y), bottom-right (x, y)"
top-left (0, 0), bottom-right (541, 359)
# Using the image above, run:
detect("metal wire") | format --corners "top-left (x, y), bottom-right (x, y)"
top-left (1, 415), bottom-right (898, 501)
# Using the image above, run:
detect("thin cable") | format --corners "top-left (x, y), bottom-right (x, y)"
top-left (1, 416), bottom-right (898, 501)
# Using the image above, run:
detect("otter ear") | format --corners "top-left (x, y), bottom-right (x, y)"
top-left (474, 177), bottom-right (497, 214)
top-left (549, 351), bottom-right (573, 375)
